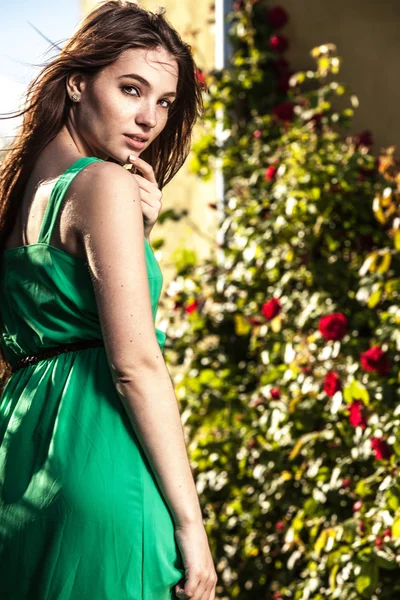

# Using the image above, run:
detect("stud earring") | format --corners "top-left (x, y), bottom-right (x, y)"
top-left (71, 93), bottom-right (80, 101)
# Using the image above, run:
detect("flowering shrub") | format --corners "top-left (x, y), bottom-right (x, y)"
top-left (159, 2), bottom-right (400, 598)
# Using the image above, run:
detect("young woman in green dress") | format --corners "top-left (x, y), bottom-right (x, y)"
top-left (0, 2), bottom-right (217, 599)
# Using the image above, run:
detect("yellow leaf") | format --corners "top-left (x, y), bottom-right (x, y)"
top-left (376, 252), bottom-right (392, 274)
top-left (368, 287), bottom-right (382, 309)
top-left (392, 517), bottom-right (400, 539)
top-left (234, 314), bottom-right (251, 336)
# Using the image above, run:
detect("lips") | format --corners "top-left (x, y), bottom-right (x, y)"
top-left (125, 134), bottom-right (149, 142)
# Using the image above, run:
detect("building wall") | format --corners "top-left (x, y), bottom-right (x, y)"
top-left (278, 0), bottom-right (400, 153)
top-left (81, 0), bottom-right (217, 283)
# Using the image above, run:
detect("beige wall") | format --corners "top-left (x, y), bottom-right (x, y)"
top-left (278, 0), bottom-right (400, 154)
top-left (81, 0), bottom-right (217, 283)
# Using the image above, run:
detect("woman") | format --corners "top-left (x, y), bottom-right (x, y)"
top-left (0, 2), bottom-right (217, 599)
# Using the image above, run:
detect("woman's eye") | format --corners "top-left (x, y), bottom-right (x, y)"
top-left (123, 86), bottom-right (172, 110)
top-left (160, 99), bottom-right (172, 109)
top-left (123, 85), bottom-right (139, 96)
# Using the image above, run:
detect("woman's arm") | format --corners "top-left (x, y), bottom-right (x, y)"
top-left (72, 160), bottom-right (203, 527)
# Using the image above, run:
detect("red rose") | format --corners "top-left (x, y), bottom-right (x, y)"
top-left (353, 500), bottom-right (363, 512)
top-left (361, 346), bottom-right (391, 376)
top-left (341, 478), bottom-right (351, 488)
top-left (185, 300), bottom-right (199, 314)
top-left (357, 130), bottom-right (373, 147)
top-left (323, 372), bottom-right (342, 396)
top-left (262, 297), bottom-right (281, 320)
top-left (278, 71), bottom-right (294, 93)
top-left (270, 387), bottom-right (281, 399)
top-left (348, 400), bottom-right (368, 429)
top-left (275, 521), bottom-right (285, 531)
top-left (319, 312), bottom-right (348, 341)
top-left (375, 537), bottom-right (384, 548)
top-left (269, 34), bottom-right (289, 54)
top-left (194, 69), bottom-right (206, 89)
top-left (265, 165), bottom-right (278, 180)
top-left (273, 101), bottom-right (295, 122)
top-left (253, 129), bottom-right (262, 138)
top-left (267, 6), bottom-right (289, 29)
top-left (273, 593), bottom-right (283, 600)
top-left (383, 528), bottom-right (392, 538)
top-left (371, 437), bottom-right (393, 461)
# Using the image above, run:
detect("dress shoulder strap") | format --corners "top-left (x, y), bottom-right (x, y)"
top-left (37, 156), bottom-right (104, 244)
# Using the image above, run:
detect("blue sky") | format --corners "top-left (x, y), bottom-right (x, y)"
top-left (0, 0), bottom-right (80, 141)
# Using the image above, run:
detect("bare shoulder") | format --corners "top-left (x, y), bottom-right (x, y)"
top-left (68, 160), bottom-right (140, 232)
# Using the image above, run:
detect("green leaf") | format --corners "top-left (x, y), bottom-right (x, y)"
top-left (355, 562), bottom-right (378, 596)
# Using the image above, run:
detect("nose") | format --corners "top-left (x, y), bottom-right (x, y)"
top-left (135, 100), bottom-right (157, 129)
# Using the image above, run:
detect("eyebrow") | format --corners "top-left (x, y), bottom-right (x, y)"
top-left (118, 73), bottom-right (177, 98)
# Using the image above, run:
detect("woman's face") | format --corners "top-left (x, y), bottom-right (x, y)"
top-left (66, 46), bottom-right (178, 163)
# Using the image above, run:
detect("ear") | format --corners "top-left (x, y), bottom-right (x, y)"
top-left (66, 72), bottom-right (87, 99)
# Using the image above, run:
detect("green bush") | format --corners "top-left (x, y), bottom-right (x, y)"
top-left (160, 3), bottom-right (400, 598)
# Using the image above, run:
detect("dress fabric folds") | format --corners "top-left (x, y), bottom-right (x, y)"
top-left (0, 156), bottom-right (184, 599)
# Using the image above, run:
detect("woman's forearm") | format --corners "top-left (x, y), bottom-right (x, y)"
top-left (113, 360), bottom-right (203, 528)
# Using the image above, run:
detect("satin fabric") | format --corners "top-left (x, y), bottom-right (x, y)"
top-left (0, 157), bottom-right (184, 599)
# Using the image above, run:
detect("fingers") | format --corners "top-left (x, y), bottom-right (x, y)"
top-left (175, 569), bottom-right (217, 600)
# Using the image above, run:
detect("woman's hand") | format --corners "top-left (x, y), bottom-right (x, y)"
top-left (174, 521), bottom-right (218, 600)
top-left (128, 155), bottom-right (162, 239)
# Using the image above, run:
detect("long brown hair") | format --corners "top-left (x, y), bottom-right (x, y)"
top-left (0, 0), bottom-right (204, 390)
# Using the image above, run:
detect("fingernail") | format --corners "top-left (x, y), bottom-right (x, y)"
top-left (129, 154), bottom-right (137, 161)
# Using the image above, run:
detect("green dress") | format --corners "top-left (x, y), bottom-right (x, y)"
top-left (0, 157), bottom-right (185, 599)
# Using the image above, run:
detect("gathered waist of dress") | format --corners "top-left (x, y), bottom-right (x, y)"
top-left (10, 339), bottom-right (105, 374)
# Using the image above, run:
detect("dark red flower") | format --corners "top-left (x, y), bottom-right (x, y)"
top-left (270, 387), bottom-right (281, 399)
top-left (278, 71), bottom-right (295, 93)
top-left (375, 536), bottom-right (384, 548)
top-left (356, 130), bottom-right (373, 147)
top-left (307, 112), bottom-right (324, 129)
top-left (371, 437), bottom-right (393, 461)
top-left (319, 312), bottom-right (348, 341)
top-left (358, 520), bottom-right (366, 533)
top-left (383, 528), bottom-right (392, 538)
top-left (272, 56), bottom-right (290, 73)
top-left (267, 6), bottom-right (289, 28)
top-left (341, 478), bottom-right (351, 488)
top-left (262, 297), bottom-right (281, 320)
top-left (273, 101), bottom-right (295, 122)
top-left (185, 300), bottom-right (199, 314)
top-left (194, 69), bottom-right (206, 88)
top-left (361, 346), bottom-right (391, 376)
top-left (275, 521), bottom-right (285, 531)
top-left (265, 165), bottom-right (278, 180)
top-left (249, 316), bottom-right (263, 325)
top-left (323, 372), bottom-right (342, 396)
top-left (348, 400), bottom-right (368, 429)
top-left (382, 527), bottom-right (392, 537)
top-left (269, 34), bottom-right (289, 54)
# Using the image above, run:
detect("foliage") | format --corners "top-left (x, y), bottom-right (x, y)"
top-left (158, 2), bottom-right (400, 598)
